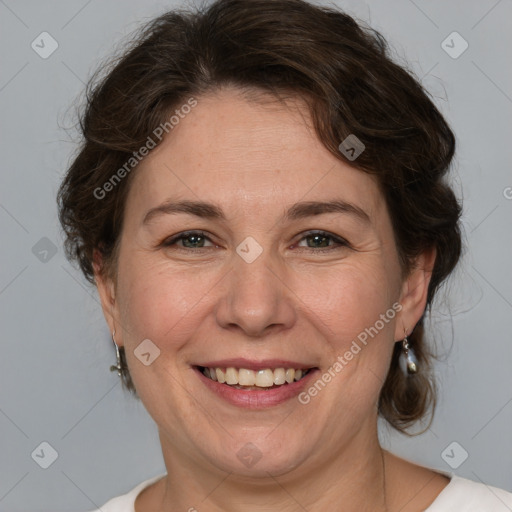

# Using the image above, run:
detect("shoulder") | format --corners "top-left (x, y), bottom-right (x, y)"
top-left (383, 451), bottom-right (512, 511)
top-left (86, 474), bottom-right (166, 512)
top-left (426, 474), bottom-right (512, 511)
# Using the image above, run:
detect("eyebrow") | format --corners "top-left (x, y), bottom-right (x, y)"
top-left (142, 199), bottom-right (371, 226)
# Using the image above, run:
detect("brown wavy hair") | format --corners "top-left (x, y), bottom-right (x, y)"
top-left (57, 0), bottom-right (462, 434)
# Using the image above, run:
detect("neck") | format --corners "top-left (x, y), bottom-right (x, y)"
top-left (151, 422), bottom-right (388, 512)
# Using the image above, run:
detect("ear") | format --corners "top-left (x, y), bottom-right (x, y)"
top-left (395, 247), bottom-right (436, 341)
top-left (93, 249), bottom-right (123, 347)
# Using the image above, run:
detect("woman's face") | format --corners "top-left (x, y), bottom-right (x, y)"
top-left (97, 88), bottom-right (430, 477)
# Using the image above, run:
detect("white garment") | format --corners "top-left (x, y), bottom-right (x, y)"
top-left (92, 471), bottom-right (512, 511)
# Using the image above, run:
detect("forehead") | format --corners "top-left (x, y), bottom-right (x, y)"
top-left (126, 88), bottom-right (383, 223)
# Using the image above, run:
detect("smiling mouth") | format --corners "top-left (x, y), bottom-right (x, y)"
top-left (196, 366), bottom-right (315, 390)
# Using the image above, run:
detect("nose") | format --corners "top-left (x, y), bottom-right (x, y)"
top-left (215, 250), bottom-right (297, 338)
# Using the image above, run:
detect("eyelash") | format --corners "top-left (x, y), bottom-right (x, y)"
top-left (161, 230), bottom-right (350, 253)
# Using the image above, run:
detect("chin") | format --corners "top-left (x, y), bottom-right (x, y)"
top-left (204, 437), bottom-right (309, 478)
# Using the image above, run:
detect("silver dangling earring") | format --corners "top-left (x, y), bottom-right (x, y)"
top-left (399, 329), bottom-right (418, 375)
top-left (109, 329), bottom-right (123, 377)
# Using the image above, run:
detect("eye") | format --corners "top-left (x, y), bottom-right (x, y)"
top-left (162, 230), bottom-right (216, 250)
top-left (294, 230), bottom-right (349, 252)
top-left (161, 229), bottom-right (349, 253)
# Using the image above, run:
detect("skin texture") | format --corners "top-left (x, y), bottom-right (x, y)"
top-left (95, 87), bottom-right (447, 511)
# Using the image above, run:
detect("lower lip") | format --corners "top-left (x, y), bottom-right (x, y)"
top-left (194, 367), bottom-right (319, 408)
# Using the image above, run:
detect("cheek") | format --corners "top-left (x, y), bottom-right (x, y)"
top-left (114, 257), bottom-right (216, 407)
top-left (295, 258), bottom-right (399, 346)
top-left (289, 260), bottom-right (400, 428)
top-left (116, 256), bottom-right (218, 348)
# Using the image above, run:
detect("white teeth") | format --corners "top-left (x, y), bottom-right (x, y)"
top-left (225, 367), bottom-right (238, 385)
top-left (273, 368), bottom-right (286, 385)
top-left (201, 366), bottom-right (310, 388)
top-left (238, 368), bottom-right (255, 386)
top-left (255, 369), bottom-right (274, 387)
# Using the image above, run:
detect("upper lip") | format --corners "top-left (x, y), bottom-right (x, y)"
top-left (194, 358), bottom-right (317, 371)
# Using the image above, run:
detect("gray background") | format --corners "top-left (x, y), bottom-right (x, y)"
top-left (1, 0), bottom-right (511, 510)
